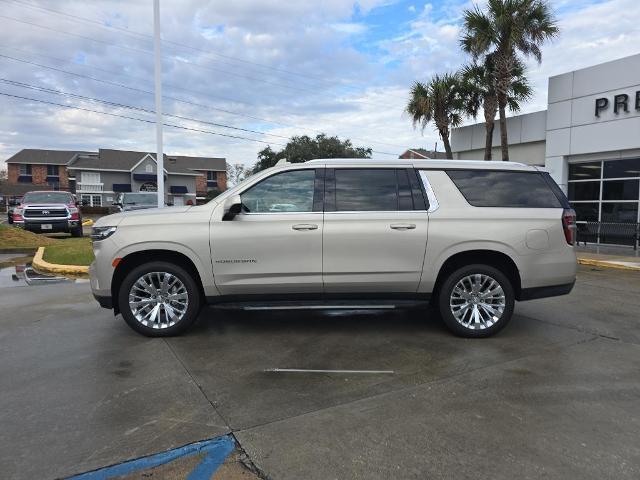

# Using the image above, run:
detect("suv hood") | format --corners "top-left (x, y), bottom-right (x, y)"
top-left (95, 205), bottom-right (192, 227)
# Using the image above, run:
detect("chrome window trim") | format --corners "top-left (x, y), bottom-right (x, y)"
top-left (419, 171), bottom-right (440, 213)
top-left (324, 210), bottom-right (428, 214)
top-left (240, 211), bottom-right (321, 216)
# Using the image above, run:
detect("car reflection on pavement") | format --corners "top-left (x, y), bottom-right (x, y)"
top-left (4, 263), bottom-right (83, 287)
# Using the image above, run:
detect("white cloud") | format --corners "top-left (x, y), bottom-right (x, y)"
top-left (0, 0), bottom-right (639, 170)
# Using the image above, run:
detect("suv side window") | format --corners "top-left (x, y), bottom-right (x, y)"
top-left (327, 168), bottom-right (426, 212)
top-left (241, 169), bottom-right (316, 213)
top-left (446, 170), bottom-right (562, 208)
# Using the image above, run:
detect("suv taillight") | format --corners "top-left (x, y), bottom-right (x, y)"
top-left (562, 208), bottom-right (576, 245)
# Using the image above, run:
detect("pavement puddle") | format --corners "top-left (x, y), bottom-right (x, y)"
top-left (0, 262), bottom-right (88, 288)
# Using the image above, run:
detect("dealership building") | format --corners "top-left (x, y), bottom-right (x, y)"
top-left (452, 53), bottom-right (640, 243)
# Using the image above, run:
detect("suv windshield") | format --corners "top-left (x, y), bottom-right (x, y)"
top-left (23, 192), bottom-right (73, 204)
top-left (121, 193), bottom-right (157, 205)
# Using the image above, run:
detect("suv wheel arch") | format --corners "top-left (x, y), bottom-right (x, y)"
top-left (432, 250), bottom-right (522, 302)
top-left (111, 250), bottom-right (205, 315)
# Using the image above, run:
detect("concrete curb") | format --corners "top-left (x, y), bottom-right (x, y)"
top-left (32, 246), bottom-right (89, 275)
top-left (577, 257), bottom-right (640, 271)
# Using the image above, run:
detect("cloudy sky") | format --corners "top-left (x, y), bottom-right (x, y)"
top-left (0, 0), bottom-right (639, 169)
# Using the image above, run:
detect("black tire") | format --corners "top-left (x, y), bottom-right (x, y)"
top-left (118, 261), bottom-right (202, 337)
top-left (8, 214), bottom-right (13, 225)
top-left (71, 225), bottom-right (83, 237)
top-left (438, 264), bottom-right (514, 338)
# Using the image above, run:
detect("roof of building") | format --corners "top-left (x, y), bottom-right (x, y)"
top-left (5, 148), bottom-right (227, 174)
top-left (5, 149), bottom-right (88, 165)
top-left (399, 148), bottom-right (448, 159)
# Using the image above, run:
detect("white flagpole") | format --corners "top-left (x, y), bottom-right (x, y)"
top-left (153, 0), bottom-right (164, 208)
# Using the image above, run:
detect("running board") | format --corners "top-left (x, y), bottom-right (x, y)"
top-left (243, 304), bottom-right (396, 311)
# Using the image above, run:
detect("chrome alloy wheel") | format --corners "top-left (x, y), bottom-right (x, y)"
top-left (449, 274), bottom-right (506, 330)
top-left (128, 272), bottom-right (189, 329)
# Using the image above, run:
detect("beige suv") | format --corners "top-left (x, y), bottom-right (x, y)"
top-left (90, 159), bottom-right (577, 338)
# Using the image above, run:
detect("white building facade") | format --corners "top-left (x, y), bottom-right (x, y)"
top-left (452, 53), bottom-right (640, 245)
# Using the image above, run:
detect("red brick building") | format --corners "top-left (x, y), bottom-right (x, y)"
top-left (3, 148), bottom-right (227, 206)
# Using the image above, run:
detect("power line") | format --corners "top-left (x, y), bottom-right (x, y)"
top-left (0, 91), bottom-right (288, 146)
top-left (0, 13), bottom-right (402, 109)
top-left (0, 52), bottom-right (403, 155)
top-left (0, 78), bottom-right (291, 140)
top-left (5, 0), bottom-right (409, 101)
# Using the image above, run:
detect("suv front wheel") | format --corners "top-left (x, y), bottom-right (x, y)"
top-left (118, 261), bottom-right (202, 337)
top-left (438, 264), bottom-right (514, 338)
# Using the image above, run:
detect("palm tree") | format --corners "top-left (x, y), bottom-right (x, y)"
top-left (461, 55), bottom-right (532, 160)
top-left (406, 73), bottom-right (464, 159)
top-left (461, 0), bottom-right (558, 161)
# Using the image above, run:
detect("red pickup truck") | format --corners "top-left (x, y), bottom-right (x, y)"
top-left (12, 190), bottom-right (83, 237)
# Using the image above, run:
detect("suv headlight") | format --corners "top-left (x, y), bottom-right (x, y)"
top-left (91, 226), bottom-right (117, 241)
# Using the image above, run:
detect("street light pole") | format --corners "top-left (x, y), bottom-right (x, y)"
top-left (153, 0), bottom-right (164, 208)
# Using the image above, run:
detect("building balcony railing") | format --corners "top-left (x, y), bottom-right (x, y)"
top-left (77, 182), bottom-right (104, 192)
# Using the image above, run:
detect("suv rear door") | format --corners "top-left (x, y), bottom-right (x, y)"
top-left (322, 167), bottom-right (429, 293)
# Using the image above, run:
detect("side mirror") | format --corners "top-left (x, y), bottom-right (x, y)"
top-left (223, 194), bottom-right (242, 221)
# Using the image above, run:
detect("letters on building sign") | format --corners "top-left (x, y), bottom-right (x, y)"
top-left (595, 91), bottom-right (640, 117)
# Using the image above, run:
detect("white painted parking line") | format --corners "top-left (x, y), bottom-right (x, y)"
top-left (264, 368), bottom-right (395, 374)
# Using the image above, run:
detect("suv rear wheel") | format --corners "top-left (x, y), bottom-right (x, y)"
top-left (118, 261), bottom-right (202, 337)
top-left (438, 264), bottom-right (514, 338)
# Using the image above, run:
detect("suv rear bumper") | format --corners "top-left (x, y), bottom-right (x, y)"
top-left (517, 280), bottom-right (575, 301)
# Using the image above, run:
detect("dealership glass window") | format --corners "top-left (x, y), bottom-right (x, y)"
top-left (603, 158), bottom-right (640, 179)
top-left (601, 203), bottom-right (638, 223)
top-left (602, 179), bottom-right (639, 201)
top-left (568, 182), bottom-right (600, 201)
top-left (572, 203), bottom-right (599, 222)
top-left (568, 161), bottom-right (601, 180)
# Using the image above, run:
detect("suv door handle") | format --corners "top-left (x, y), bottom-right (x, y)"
top-left (292, 224), bottom-right (318, 231)
top-left (390, 223), bottom-right (416, 230)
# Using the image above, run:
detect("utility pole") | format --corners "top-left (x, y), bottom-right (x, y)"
top-left (153, 0), bottom-right (164, 208)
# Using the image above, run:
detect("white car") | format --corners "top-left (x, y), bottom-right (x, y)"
top-left (90, 159), bottom-right (577, 338)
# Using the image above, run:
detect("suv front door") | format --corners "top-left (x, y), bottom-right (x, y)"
top-left (211, 168), bottom-right (324, 295)
top-left (322, 168), bottom-right (429, 293)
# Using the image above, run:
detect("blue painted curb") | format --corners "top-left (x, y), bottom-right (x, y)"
top-left (67, 435), bottom-right (235, 480)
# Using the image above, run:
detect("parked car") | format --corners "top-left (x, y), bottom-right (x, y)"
top-left (7, 196), bottom-right (22, 224)
top-left (13, 191), bottom-right (83, 236)
top-left (111, 192), bottom-right (160, 212)
top-left (90, 159), bottom-right (577, 338)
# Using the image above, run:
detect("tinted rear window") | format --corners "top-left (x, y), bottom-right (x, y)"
top-left (446, 170), bottom-right (562, 208)
top-left (334, 169), bottom-right (398, 211)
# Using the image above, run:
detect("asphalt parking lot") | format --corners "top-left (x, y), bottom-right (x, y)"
top-left (1, 264), bottom-right (639, 479)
